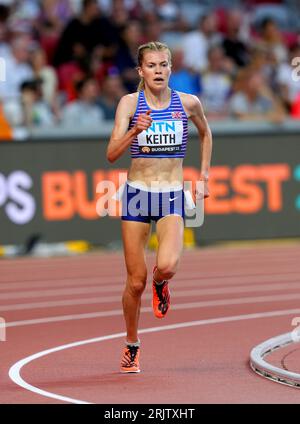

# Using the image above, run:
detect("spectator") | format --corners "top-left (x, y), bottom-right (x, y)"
top-left (30, 47), bottom-right (58, 110)
top-left (39, 0), bottom-right (73, 34)
top-left (201, 45), bottom-right (233, 119)
top-left (97, 73), bottom-right (127, 120)
top-left (115, 20), bottom-right (143, 92)
top-left (256, 17), bottom-right (288, 64)
top-left (61, 77), bottom-right (104, 127)
top-left (0, 3), bottom-right (9, 23)
top-left (99, 0), bottom-right (142, 18)
top-left (0, 4), bottom-right (11, 61)
top-left (0, 36), bottom-right (34, 101)
top-left (107, 0), bottom-right (143, 58)
top-left (222, 9), bottom-right (250, 67)
top-left (9, 0), bottom-right (40, 30)
top-left (152, 0), bottom-right (186, 32)
top-left (143, 18), bottom-right (163, 44)
top-left (181, 13), bottom-right (222, 73)
top-left (37, 0), bottom-right (74, 63)
top-left (247, 45), bottom-right (278, 92)
top-left (229, 68), bottom-right (286, 122)
top-left (90, 45), bottom-right (112, 87)
top-left (20, 78), bottom-right (55, 127)
top-left (109, 0), bottom-right (130, 38)
top-left (68, 0), bottom-right (82, 14)
top-left (53, 0), bottom-right (117, 67)
top-left (154, 0), bottom-right (179, 22)
top-left (57, 57), bottom-right (88, 103)
top-left (169, 47), bottom-right (201, 95)
top-left (123, 0), bottom-right (144, 20)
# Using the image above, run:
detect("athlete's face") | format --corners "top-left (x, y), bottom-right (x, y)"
top-left (138, 51), bottom-right (171, 90)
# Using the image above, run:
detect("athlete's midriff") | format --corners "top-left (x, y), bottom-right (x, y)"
top-left (128, 157), bottom-right (183, 187)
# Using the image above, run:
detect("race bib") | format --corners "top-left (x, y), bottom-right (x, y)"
top-left (137, 120), bottom-right (183, 155)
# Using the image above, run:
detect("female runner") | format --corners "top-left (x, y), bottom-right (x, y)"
top-left (106, 41), bottom-right (212, 373)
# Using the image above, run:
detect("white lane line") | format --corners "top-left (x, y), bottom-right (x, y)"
top-left (3, 292), bottom-right (300, 328)
top-left (1, 280), bottom-right (300, 312)
top-left (1, 269), bottom-right (299, 290)
top-left (8, 308), bottom-right (300, 404)
top-left (0, 276), bottom-right (122, 291)
top-left (0, 285), bottom-right (122, 300)
top-left (1, 272), bottom-right (300, 301)
top-left (0, 264), bottom-right (299, 293)
top-left (1, 248), bottom-right (298, 270)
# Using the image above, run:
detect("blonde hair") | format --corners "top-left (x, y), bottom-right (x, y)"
top-left (137, 41), bottom-right (172, 91)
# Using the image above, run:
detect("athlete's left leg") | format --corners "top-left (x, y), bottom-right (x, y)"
top-left (155, 214), bottom-right (184, 282)
top-left (151, 215), bottom-right (184, 318)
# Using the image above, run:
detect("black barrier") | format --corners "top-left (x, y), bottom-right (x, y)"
top-left (0, 132), bottom-right (300, 246)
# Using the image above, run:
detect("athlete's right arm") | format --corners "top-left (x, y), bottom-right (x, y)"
top-left (106, 94), bottom-right (152, 163)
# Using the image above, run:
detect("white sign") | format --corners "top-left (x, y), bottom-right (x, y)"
top-left (291, 57), bottom-right (300, 82)
top-left (0, 171), bottom-right (36, 224)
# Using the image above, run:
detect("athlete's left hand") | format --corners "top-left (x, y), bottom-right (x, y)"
top-left (195, 177), bottom-right (209, 200)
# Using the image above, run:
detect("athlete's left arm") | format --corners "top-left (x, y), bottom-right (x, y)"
top-left (182, 94), bottom-right (212, 198)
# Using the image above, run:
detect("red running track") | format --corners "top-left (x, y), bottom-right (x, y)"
top-left (1, 242), bottom-right (300, 404)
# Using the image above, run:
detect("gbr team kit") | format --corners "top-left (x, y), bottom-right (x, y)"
top-left (118, 89), bottom-right (195, 222)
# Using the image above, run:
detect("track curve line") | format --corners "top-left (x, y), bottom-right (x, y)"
top-left (9, 308), bottom-right (300, 404)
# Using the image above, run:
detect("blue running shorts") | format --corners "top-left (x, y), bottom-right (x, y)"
top-left (120, 181), bottom-right (185, 223)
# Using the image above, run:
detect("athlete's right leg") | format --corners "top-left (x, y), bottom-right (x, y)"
top-left (121, 220), bottom-right (151, 344)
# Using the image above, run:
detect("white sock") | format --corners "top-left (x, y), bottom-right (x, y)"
top-left (153, 269), bottom-right (166, 285)
top-left (153, 278), bottom-right (165, 286)
top-left (125, 339), bottom-right (141, 348)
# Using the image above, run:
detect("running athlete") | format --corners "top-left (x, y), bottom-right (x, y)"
top-left (106, 42), bottom-right (212, 373)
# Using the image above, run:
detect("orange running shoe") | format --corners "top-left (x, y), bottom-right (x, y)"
top-left (152, 266), bottom-right (170, 319)
top-left (120, 345), bottom-right (141, 373)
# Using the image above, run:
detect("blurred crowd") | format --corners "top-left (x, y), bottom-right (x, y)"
top-left (0, 0), bottom-right (300, 132)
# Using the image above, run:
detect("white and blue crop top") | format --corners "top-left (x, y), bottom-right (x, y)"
top-left (129, 90), bottom-right (188, 159)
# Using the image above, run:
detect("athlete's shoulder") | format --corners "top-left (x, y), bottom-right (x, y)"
top-left (176, 91), bottom-right (200, 107)
top-left (119, 92), bottom-right (139, 107)
top-left (117, 92), bottom-right (139, 118)
top-left (175, 91), bottom-right (201, 117)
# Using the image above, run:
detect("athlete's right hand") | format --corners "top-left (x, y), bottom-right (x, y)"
top-left (132, 110), bottom-right (152, 135)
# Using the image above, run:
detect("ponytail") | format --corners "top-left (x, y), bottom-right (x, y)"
top-left (137, 77), bottom-right (145, 92)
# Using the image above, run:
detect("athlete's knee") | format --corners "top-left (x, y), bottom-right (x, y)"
top-left (157, 256), bottom-right (179, 279)
top-left (126, 272), bottom-right (147, 297)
